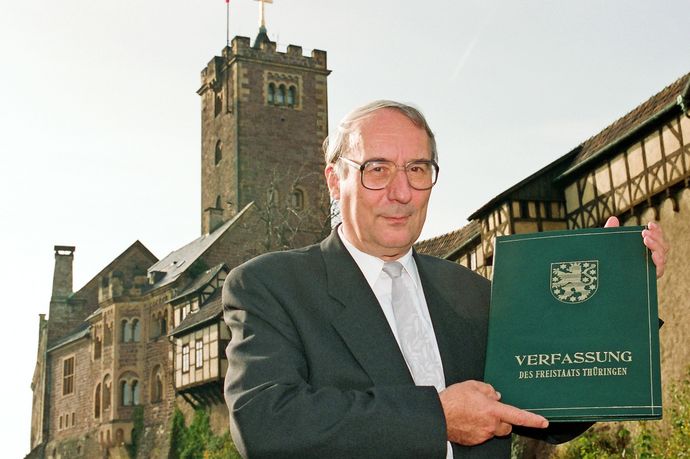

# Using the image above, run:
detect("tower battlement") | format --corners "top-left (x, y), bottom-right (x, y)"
top-left (200, 36), bottom-right (327, 93)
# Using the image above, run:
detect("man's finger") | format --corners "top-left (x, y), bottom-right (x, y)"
top-left (495, 403), bottom-right (549, 429)
top-left (643, 232), bottom-right (670, 255)
top-left (604, 216), bottom-right (620, 228)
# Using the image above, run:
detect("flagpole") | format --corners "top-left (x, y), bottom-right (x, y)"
top-left (226, 0), bottom-right (230, 47)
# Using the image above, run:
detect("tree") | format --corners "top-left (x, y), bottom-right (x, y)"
top-left (253, 162), bottom-right (335, 252)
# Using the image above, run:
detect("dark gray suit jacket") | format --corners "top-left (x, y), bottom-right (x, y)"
top-left (223, 230), bottom-right (579, 458)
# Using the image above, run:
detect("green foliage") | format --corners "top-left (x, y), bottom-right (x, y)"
top-left (168, 406), bottom-right (241, 459)
top-left (127, 406), bottom-right (145, 458)
top-left (510, 434), bottom-right (525, 459)
top-left (205, 432), bottom-right (243, 459)
top-left (555, 424), bottom-right (632, 459)
top-left (181, 409), bottom-right (211, 459)
top-left (553, 368), bottom-right (690, 459)
top-left (169, 407), bottom-right (187, 459)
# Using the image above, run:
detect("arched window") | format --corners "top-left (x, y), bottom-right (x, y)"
top-left (215, 195), bottom-right (222, 209)
top-left (116, 428), bottom-right (124, 445)
top-left (151, 365), bottom-right (163, 403)
top-left (214, 140), bottom-right (222, 165)
top-left (160, 316), bottom-right (167, 336)
top-left (103, 375), bottom-right (112, 412)
top-left (132, 380), bottom-right (140, 405)
top-left (267, 83), bottom-right (275, 104)
top-left (120, 380), bottom-right (131, 406)
top-left (276, 85), bottom-right (286, 105)
top-left (287, 86), bottom-right (296, 106)
top-left (290, 189), bottom-right (305, 210)
top-left (94, 384), bottom-right (101, 419)
top-left (121, 319), bottom-right (131, 343)
top-left (131, 319), bottom-right (141, 342)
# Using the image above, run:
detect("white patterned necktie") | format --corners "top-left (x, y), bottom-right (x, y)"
top-left (382, 262), bottom-right (445, 391)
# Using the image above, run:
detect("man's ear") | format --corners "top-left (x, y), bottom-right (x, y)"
top-left (325, 164), bottom-right (340, 200)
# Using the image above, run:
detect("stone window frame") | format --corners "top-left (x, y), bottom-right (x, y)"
top-left (150, 310), bottom-right (168, 340)
top-left (150, 365), bottom-right (164, 403)
top-left (120, 317), bottom-right (142, 343)
top-left (264, 70), bottom-right (303, 110)
top-left (62, 355), bottom-right (75, 396)
top-left (94, 383), bottom-right (102, 419)
top-left (289, 187), bottom-right (306, 211)
top-left (102, 374), bottom-right (113, 414)
top-left (118, 372), bottom-right (141, 407)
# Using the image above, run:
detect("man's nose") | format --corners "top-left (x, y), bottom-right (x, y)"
top-left (386, 168), bottom-right (412, 203)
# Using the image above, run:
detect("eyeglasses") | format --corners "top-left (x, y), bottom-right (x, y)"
top-left (338, 156), bottom-right (439, 190)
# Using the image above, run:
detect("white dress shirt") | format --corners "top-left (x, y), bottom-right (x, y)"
top-left (337, 227), bottom-right (453, 458)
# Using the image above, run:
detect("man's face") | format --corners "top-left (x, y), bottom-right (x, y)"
top-left (326, 109), bottom-right (432, 260)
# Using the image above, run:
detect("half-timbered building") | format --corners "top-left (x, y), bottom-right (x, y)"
top-left (416, 70), bottom-right (690, 405)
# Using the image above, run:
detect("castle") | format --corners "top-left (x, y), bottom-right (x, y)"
top-left (28, 25), bottom-right (331, 458)
top-left (28, 13), bottom-right (690, 459)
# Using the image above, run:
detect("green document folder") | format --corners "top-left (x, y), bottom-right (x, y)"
top-left (483, 226), bottom-right (661, 422)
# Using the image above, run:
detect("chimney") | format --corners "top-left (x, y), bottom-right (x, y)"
top-left (51, 245), bottom-right (75, 300)
top-left (203, 207), bottom-right (225, 234)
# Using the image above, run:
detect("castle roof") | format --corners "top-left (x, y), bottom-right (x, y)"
top-left (46, 322), bottom-right (90, 353)
top-left (558, 71), bottom-right (690, 181)
top-left (466, 71), bottom-right (690, 222)
top-left (74, 240), bottom-right (158, 307)
top-left (253, 26), bottom-right (271, 49)
top-left (170, 263), bottom-right (227, 304)
top-left (148, 203), bottom-right (253, 290)
top-left (468, 148), bottom-right (578, 220)
top-left (415, 221), bottom-right (481, 259)
top-left (169, 289), bottom-right (223, 337)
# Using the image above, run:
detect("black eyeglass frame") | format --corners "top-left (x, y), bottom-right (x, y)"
top-left (338, 156), bottom-right (440, 191)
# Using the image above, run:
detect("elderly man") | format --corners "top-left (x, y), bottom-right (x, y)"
top-left (223, 100), bottom-right (669, 458)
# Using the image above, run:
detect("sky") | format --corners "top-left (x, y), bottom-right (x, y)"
top-left (2, 0), bottom-right (689, 455)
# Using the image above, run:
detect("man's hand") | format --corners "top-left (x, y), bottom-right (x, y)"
top-left (439, 380), bottom-right (549, 446)
top-left (604, 217), bottom-right (670, 278)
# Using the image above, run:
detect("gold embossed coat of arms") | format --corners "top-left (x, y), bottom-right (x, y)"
top-left (550, 260), bottom-right (599, 303)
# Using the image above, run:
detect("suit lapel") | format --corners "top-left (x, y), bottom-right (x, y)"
top-left (321, 232), bottom-right (414, 386)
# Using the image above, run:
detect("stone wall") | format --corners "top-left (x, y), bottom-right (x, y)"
top-left (653, 189), bottom-right (690, 386)
top-left (44, 340), bottom-right (101, 458)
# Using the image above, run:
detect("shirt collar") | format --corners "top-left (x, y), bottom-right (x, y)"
top-left (337, 225), bottom-right (419, 289)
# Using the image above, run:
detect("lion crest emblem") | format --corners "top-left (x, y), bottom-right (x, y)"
top-left (550, 260), bottom-right (599, 303)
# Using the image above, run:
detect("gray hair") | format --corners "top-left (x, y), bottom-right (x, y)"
top-left (322, 100), bottom-right (438, 175)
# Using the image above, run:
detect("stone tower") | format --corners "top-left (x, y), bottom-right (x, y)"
top-left (198, 30), bottom-right (331, 249)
